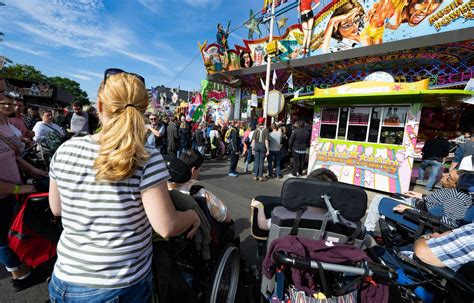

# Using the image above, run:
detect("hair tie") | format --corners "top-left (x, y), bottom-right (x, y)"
top-left (125, 104), bottom-right (136, 109)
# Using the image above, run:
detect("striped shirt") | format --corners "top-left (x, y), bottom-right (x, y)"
top-left (423, 188), bottom-right (472, 228)
top-left (49, 135), bottom-right (169, 288)
top-left (427, 223), bottom-right (474, 271)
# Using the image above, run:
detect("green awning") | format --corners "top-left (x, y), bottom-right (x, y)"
top-left (291, 89), bottom-right (473, 107)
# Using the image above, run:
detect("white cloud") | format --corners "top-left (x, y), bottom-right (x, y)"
top-left (2, 41), bottom-right (48, 56)
top-left (77, 70), bottom-right (103, 79)
top-left (115, 49), bottom-right (173, 77)
top-left (184, 0), bottom-right (222, 8)
top-left (68, 73), bottom-right (93, 81)
top-left (4, 0), bottom-right (171, 72)
top-left (138, 0), bottom-right (164, 13)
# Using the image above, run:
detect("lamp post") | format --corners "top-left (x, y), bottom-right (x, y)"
top-left (263, 0), bottom-right (276, 124)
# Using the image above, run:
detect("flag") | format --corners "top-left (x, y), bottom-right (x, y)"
top-left (286, 73), bottom-right (293, 89)
top-left (293, 88), bottom-right (302, 99)
top-left (272, 70), bottom-right (277, 86)
top-left (260, 78), bottom-right (266, 90)
top-left (151, 86), bottom-right (158, 108)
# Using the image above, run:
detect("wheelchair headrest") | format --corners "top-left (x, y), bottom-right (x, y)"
top-left (458, 171), bottom-right (474, 193)
top-left (280, 178), bottom-right (367, 222)
top-left (162, 155), bottom-right (191, 184)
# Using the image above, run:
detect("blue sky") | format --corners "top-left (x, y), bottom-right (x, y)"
top-left (0, 0), bottom-right (280, 102)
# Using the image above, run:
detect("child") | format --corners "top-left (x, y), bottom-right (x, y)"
top-left (169, 149), bottom-right (232, 223)
top-left (251, 168), bottom-right (338, 230)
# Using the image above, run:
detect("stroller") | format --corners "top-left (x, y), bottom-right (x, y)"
top-left (152, 156), bottom-right (241, 303)
top-left (252, 178), bottom-right (397, 302)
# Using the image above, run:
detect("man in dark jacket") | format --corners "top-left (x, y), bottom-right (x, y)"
top-left (193, 123), bottom-right (207, 156)
top-left (167, 117), bottom-right (179, 157)
top-left (418, 132), bottom-right (450, 191)
top-left (289, 120), bottom-right (310, 177)
top-left (227, 121), bottom-right (240, 177)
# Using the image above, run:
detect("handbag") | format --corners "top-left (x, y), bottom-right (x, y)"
top-left (8, 193), bottom-right (60, 267)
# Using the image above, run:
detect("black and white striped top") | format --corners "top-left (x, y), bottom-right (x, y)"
top-left (424, 188), bottom-right (472, 227)
top-left (49, 135), bottom-right (169, 288)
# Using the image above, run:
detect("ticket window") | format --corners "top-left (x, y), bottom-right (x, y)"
top-left (319, 106), bottom-right (408, 145)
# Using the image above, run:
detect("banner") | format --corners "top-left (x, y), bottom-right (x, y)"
top-left (200, 0), bottom-right (472, 73)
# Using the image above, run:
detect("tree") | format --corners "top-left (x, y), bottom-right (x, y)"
top-left (0, 63), bottom-right (49, 82)
top-left (0, 63), bottom-right (91, 105)
top-left (48, 76), bottom-right (90, 105)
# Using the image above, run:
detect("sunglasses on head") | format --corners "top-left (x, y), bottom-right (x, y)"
top-left (103, 68), bottom-right (145, 86)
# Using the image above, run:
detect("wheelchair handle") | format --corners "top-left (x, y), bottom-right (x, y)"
top-left (273, 251), bottom-right (397, 281)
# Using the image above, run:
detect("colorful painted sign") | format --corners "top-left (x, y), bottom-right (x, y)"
top-left (314, 79), bottom-right (429, 96)
top-left (199, 0), bottom-right (472, 73)
top-left (206, 98), bottom-right (232, 124)
top-left (6, 81), bottom-right (54, 98)
top-left (309, 102), bottom-right (421, 193)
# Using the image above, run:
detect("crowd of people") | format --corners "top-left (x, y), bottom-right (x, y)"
top-left (1, 70), bottom-right (473, 302)
top-left (144, 113), bottom-right (312, 181)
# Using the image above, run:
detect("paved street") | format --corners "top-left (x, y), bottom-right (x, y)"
top-left (0, 158), bottom-right (283, 302)
top-left (0, 156), bottom-right (425, 302)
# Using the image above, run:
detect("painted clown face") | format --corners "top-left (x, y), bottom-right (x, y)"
top-left (407, 0), bottom-right (442, 26)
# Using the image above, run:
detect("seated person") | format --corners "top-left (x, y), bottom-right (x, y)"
top-left (168, 148), bottom-right (231, 223)
top-left (251, 168), bottom-right (338, 230)
top-left (414, 223), bottom-right (474, 272)
top-left (365, 170), bottom-right (471, 232)
top-left (32, 109), bottom-right (65, 142)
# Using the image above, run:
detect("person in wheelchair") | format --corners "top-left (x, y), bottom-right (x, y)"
top-left (251, 168), bottom-right (338, 231)
top-left (155, 153), bottom-right (240, 303)
top-left (365, 169), bottom-right (472, 233)
top-left (169, 148), bottom-right (232, 223)
top-left (414, 222), bottom-right (474, 272)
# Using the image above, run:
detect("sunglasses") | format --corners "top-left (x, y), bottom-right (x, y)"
top-left (150, 118), bottom-right (157, 121)
top-left (103, 68), bottom-right (145, 86)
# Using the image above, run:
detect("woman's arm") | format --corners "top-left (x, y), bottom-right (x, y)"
top-left (49, 179), bottom-right (62, 216)
top-left (16, 156), bottom-right (49, 178)
top-left (142, 182), bottom-right (200, 238)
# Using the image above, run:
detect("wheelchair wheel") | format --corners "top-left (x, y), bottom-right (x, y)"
top-left (208, 244), bottom-right (240, 303)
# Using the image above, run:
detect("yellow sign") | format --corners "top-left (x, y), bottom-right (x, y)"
top-left (266, 40), bottom-right (278, 55)
top-left (314, 79), bottom-right (430, 97)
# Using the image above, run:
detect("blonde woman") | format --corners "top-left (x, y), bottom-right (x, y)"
top-left (48, 69), bottom-right (200, 302)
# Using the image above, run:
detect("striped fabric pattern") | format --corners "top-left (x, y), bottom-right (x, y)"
top-left (427, 223), bottom-right (474, 271)
top-left (424, 188), bottom-right (472, 227)
top-left (49, 136), bottom-right (169, 288)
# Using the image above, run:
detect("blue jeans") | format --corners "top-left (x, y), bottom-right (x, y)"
top-left (254, 143), bottom-right (266, 177)
top-left (418, 159), bottom-right (442, 190)
top-left (48, 271), bottom-right (153, 303)
top-left (268, 150), bottom-right (281, 177)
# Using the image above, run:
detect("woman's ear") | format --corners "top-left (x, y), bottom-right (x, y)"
top-left (97, 98), bottom-right (103, 113)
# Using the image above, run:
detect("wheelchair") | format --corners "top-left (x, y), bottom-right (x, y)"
top-left (152, 156), bottom-right (241, 303)
top-left (372, 172), bottom-right (474, 302)
top-left (251, 178), bottom-right (398, 302)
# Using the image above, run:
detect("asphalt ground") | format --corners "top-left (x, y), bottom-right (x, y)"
top-left (0, 156), bottom-right (426, 302)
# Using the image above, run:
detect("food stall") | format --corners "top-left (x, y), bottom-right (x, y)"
top-left (292, 79), bottom-right (473, 193)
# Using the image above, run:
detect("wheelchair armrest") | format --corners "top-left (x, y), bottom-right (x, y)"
top-left (403, 210), bottom-right (451, 234)
top-left (413, 254), bottom-right (474, 295)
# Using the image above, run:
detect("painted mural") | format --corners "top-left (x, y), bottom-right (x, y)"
top-left (199, 0), bottom-right (473, 74)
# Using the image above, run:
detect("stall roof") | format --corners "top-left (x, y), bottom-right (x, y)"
top-left (291, 89), bottom-right (473, 106)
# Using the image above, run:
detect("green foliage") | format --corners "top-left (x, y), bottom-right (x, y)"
top-left (0, 63), bottom-right (49, 82)
top-left (48, 76), bottom-right (90, 105)
top-left (0, 63), bottom-right (90, 105)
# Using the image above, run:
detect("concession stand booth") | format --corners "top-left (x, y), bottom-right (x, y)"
top-left (291, 79), bottom-right (473, 193)
top-left (201, 0), bottom-right (473, 193)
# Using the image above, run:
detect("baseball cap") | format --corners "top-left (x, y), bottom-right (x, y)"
top-left (257, 117), bottom-right (265, 124)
